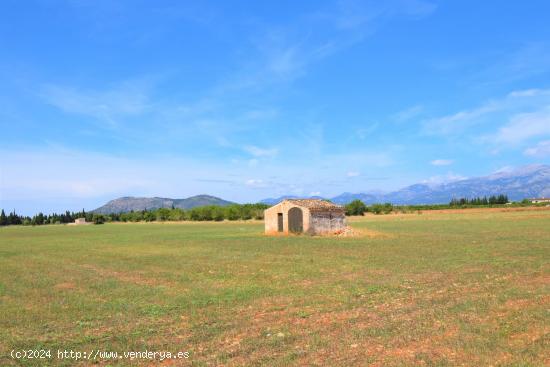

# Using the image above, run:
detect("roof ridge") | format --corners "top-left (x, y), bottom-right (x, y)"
top-left (282, 198), bottom-right (344, 210)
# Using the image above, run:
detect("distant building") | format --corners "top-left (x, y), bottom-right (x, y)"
top-left (264, 199), bottom-right (346, 235)
top-left (74, 218), bottom-right (88, 225)
top-left (529, 198), bottom-right (550, 204)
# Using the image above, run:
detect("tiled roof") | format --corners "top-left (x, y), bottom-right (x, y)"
top-left (284, 199), bottom-right (344, 211)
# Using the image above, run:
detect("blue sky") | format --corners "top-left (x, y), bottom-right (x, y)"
top-left (1, 0), bottom-right (550, 214)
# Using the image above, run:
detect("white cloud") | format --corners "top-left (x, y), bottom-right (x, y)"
top-left (326, 152), bottom-right (394, 168)
top-left (524, 140), bottom-right (550, 157)
top-left (223, 0), bottom-right (436, 90)
top-left (243, 145), bottom-right (279, 157)
top-left (423, 88), bottom-right (550, 136)
top-left (422, 88), bottom-right (550, 155)
top-left (393, 105), bottom-right (424, 122)
top-left (245, 179), bottom-right (267, 188)
top-left (355, 123), bottom-right (379, 139)
top-left (0, 140), bottom-right (402, 214)
top-left (266, 44), bottom-right (302, 77)
top-left (0, 147), bottom-right (277, 206)
top-left (422, 172), bottom-right (467, 185)
top-left (473, 43), bottom-right (550, 86)
top-left (241, 109), bottom-right (278, 120)
top-left (423, 101), bottom-right (500, 135)
top-left (1, 150), bottom-right (155, 200)
top-left (491, 166), bottom-right (515, 175)
top-left (40, 80), bottom-right (151, 128)
top-left (508, 89), bottom-right (544, 98)
top-left (430, 159), bottom-right (453, 166)
top-left (347, 171), bottom-right (360, 177)
top-left (495, 107), bottom-right (550, 145)
top-left (309, 191), bottom-right (321, 196)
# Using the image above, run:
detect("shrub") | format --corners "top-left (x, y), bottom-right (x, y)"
top-left (92, 214), bottom-right (106, 224)
top-left (369, 203), bottom-right (393, 215)
top-left (345, 200), bottom-right (368, 216)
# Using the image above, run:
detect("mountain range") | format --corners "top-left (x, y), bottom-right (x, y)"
top-left (93, 195), bottom-right (234, 214)
top-left (93, 165), bottom-right (550, 213)
top-left (262, 164), bottom-right (550, 205)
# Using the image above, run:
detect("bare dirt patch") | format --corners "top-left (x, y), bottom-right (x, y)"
top-left (54, 282), bottom-right (77, 290)
top-left (329, 226), bottom-right (392, 238)
top-left (80, 264), bottom-right (174, 288)
top-left (405, 206), bottom-right (550, 215)
top-left (508, 327), bottom-right (550, 349)
top-left (263, 226), bottom-right (392, 238)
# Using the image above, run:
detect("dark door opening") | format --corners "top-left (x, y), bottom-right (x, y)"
top-left (288, 207), bottom-right (303, 233)
top-left (277, 213), bottom-right (283, 232)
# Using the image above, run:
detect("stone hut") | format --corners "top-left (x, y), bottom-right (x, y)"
top-left (529, 198), bottom-right (550, 204)
top-left (74, 218), bottom-right (88, 225)
top-left (264, 199), bottom-right (346, 235)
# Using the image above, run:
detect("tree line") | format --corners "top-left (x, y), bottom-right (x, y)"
top-left (0, 194), bottom-right (530, 225)
top-left (449, 195), bottom-right (508, 206)
top-left (344, 200), bottom-right (394, 215)
top-left (344, 194), bottom-right (512, 216)
top-left (0, 204), bottom-right (270, 226)
top-left (0, 208), bottom-right (107, 226)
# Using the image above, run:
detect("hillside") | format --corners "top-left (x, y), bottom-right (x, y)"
top-left (93, 195), bottom-right (234, 214)
top-left (265, 164), bottom-right (550, 205)
top-left (94, 165), bottom-right (550, 213)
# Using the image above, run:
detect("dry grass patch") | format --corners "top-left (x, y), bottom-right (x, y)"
top-left (1, 208), bottom-right (549, 366)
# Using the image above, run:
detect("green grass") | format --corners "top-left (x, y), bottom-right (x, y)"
top-left (1, 209), bottom-right (549, 366)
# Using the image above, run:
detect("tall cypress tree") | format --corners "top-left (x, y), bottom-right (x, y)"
top-left (0, 209), bottom-right (7, 226)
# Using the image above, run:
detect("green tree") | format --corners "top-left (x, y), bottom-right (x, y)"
top-left (92, 214), bottom-right (106, 224)
top-left (212, 206), bottom-right (225, 221)
top-left (169, 208), bottom-right (186, 221)
top-left (225, 206), bottom-right (240, 220)
top-left (143, 211), bottom-right (156, 222)
top-left (345, 200), bottom-right (367, 216)
top-left (156, 208), bottom-right (171, 221)
top-left (369, 203), bottom-right (393, 215)
top-left (0, 209), bottom-right (7, 226)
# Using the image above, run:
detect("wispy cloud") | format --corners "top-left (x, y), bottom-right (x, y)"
top-left (423, 100), bottom-right (500, 135)
top-left (221, 0), bottom-right (437, 90)
top-left (524, 140), bottom-right (550, 157)
top-left (40, 80), bottom-right (152, 128)
top-left (422, 89), bottom-right (550, 155)
top-left (422, 172), bottom-right (467, 185)
top-left (34, 1), bottom-right (437, 163)
top-left (472, 42), bottom-right (550, 86)
top-left (243, 145), bottom-right (279, 157)
top-left (393, 105), bottom-right (424, 122)
top-left (245, 179), bottom-right (266, 188)
top-left (0, 143), bottom-right (399, 210)
top-left (494, 107), bottom-right (550, 145)
top-left (38, 77), bottom-right (282, 151)
top-left (423, 88), bottom-right (550, 136)
top-left (430, 159), bottom-right (453, 166)
top-left (194, 178), bottom-right (237, 184)
top-left (355, 123), bottom-right (379, 139)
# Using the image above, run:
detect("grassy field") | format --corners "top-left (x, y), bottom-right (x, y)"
top-left (0, 208), bottom-right (549, 366)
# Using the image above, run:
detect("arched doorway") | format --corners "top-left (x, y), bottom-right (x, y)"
top-left (288, 207), bottom-right (303, 233)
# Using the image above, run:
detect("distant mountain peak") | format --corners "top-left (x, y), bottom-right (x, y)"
top-left (487, 164), bottom-right (549, 179)
top-left (264, 164), bottom-right (550, 205)
top-left (93, 195), bottom-right (234, 214)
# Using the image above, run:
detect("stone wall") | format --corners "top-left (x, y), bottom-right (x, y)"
top-left (264, 202), bottom-right (311, 234)
top-left (309, 212), bottom-right (346, 235)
